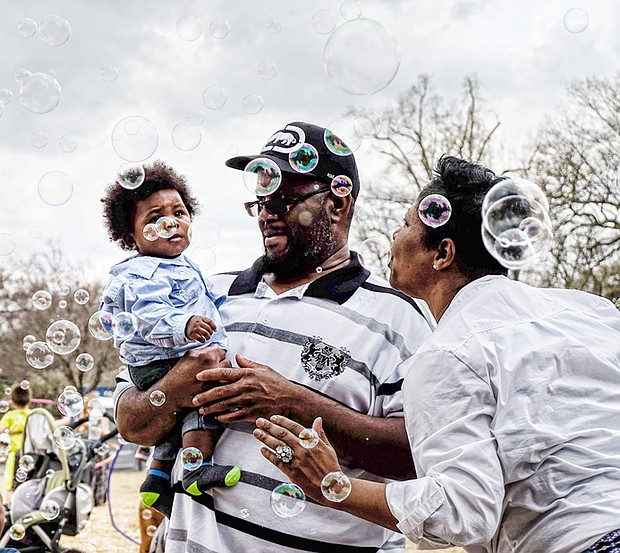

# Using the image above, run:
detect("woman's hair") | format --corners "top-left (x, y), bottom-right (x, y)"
top-left (419, 155), bottom-right (508, 276)
top-left (11, 385), bottom-right (31, 408)
top-left (101, 160), bottom-right (200, 251)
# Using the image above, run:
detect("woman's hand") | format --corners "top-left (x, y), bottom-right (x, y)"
top-left (253, 414), bottom-right (342, 505)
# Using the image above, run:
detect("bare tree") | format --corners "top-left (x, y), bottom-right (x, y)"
top-left (0, 246), bottom-right (119, 403)
top-left (524, 75), bottom-right (620, 300)
top-left (349, 75), bottom-right (503, 278)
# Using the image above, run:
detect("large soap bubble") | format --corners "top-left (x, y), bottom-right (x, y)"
top-left (46, 320), bottom-right (81, 355)
top-left (38, 15), bottom-right (72, 47)
top-left (481, 178), bottom-right (554, 269)
top-left (324, 19), bottom-right (400, 95)
top-left (20, 72), bottom-right (61, 114)
top-left (38, 171), bottom-right (73, 206)
top-left (111, 115), bottom-right (159, 162)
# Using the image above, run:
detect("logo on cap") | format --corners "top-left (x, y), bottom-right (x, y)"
top-left (261, 124), bottom-right (306, 154)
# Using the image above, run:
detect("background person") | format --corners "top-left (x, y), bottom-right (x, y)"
top-left (253, 155), bottom-right (620, 553)
top-left (101, 161), bottom-right (239, 518)
top-left (113, 121), bottom-right (434, 552)
top-left (0, 385), bottom-right (31, 505)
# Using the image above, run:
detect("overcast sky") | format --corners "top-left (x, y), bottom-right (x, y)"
top-left (0, 0), bottom-right (617, 284)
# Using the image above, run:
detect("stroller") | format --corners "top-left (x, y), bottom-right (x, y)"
top-left (0, 407), bottom-right (117, 552)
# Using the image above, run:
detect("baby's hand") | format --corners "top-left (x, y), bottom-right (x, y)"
top-left (185, 315), bottom-right (217, 342)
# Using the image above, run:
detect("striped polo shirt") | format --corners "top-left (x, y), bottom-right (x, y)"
top-left (115, 254), bottom-right (434, 553)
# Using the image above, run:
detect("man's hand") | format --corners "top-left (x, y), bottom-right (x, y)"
top-left (192, 354), bottom-right (298, 423)
top-left (185, 315), bottom-right (217, 342)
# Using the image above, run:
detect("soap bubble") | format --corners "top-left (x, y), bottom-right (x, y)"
top-left (176, 14), bottom-right (203, 41)
top-left (59, 134), bottom-right (78, 153)
top-left (325, 118), bottom-right (360, 153)
top-left (31, 129), bottom-right (50, 148)
top-left (88, 311), bottom-right (116, 340)
top-left (143, 223), bottom-right (158, 241)
top-left (190, 246), bottom-right (216, 272)
top-left (331, 175), bottom-right (353, 197)
top-left (20, 72), bottom-right (61, 113)
top-left (320, 471), bottom-right (352, 502)
top-left (312, 10), bottom-right (336, 35)
top-left (324, 19), bottom-right (400, 95)
top-left (298, 428), bottom-right (319, 449)
top-left (114, 311), bottom-right (137, 339)
top-left (101, 64), bottom-right (118, 82)
top-left (38, 171), bottom-right (73, 206)
top-left (22, 335), bottom-right (37, 351)
top-left (0, 233), bottom-right (15, 256)
top-left (265, 18), bottom-right (282, 35)
top-left (17, 18), bottom-right (38, 38)
top-left (257, 60), bottom-right (278, 80)
top-left (19, 454), bottom-right (35, 472)
top-left (73, 289), bottom-right (90, 304)
top-left (46, 320), bottom-right (81, 355)
top-left (202, 85), bottom-right (227, 110)
top-left (53, 426), bottom-right (76, 449)
top-left (340, 0), bottom-right (363, 20)
top-left (270, 483), bottom-right (306, 518)
top-left (171, 121), bottom-right (202, 151)
top-left (389, 127), bottom-right (416, 156)
top-left (289, 144), bottom-right (319, 174)
top-left (57, 389), bottom-right (83, 417)
top-left (353, 110), bottom-right (382, 138)
top-left (149, 390), bottom-right (166, 407)
top-left (38, 15), bottom-right (71, 47)
top-left (181, 447), bottom-right (203, 470)
top-left (26, 341), bottom-right (54, 369)
top-left (0, 88), bottom-right (13, 105)
top-left (242, 94), bottom-right (264, 115)
top-left (8, 523), bottom-right (25, 541)
top-left (418, 194), bottom-right (452, 228)
top-left (209, 18), bottom-right (230, 39)
top-left (75, 353), bottom-right (94, 372)
top-left (0, 401), bottom-right (9, 414)
top-left (243, 158), bottom-right (281, 195)
top-left (0, 434), bottom-right (11, 455)
top-left (117, 163), bottom-right (146, 190)
top-left (155, 216), bottom-right (177, 238)
top-left (40, 499), bottom-right (60, 520)
top-left (357, 236), bottom-right (391, 274)
top-left (563, 8), bottom-right (589, 33)
top-left (111, 115), bottom-right (159, 162)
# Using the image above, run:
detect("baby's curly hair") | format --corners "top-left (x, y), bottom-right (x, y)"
top-left (101, 160), bottom-right (200, 251)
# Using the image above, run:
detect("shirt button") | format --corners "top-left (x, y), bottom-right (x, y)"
top-left (272, 299), bottom-right (278, 304)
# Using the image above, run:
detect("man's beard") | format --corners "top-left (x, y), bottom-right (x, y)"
top-left (259, 208), bottom-right (337, 280)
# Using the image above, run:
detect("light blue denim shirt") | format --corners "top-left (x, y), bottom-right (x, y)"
top-left (100, 254), bottom-right (228, 366)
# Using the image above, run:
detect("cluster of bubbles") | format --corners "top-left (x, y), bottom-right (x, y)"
top-left (143, 216), bottom-right (180, 242)
top-left (481, 178), bottom-right (554, 269)
top-left (25, 317), bottom-right (83, 370)
top-left (175, 14), bottom-right (230, 41)
top-left (18, 15), bottom-right (72, 46)
top-left (242, 128), bottom-right (354, 200)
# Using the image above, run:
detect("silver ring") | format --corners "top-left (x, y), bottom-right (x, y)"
top-left (275, 444), bottom-right (294, 464)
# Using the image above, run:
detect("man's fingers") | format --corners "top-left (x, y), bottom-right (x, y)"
top-left (196, 367), bottom-right (244, 382)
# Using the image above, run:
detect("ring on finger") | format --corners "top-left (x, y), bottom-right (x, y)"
top-left (275, 444), bottom-right (294, 464)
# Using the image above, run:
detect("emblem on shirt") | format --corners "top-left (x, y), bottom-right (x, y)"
top-left (300, 336), bottom-right (350, 381)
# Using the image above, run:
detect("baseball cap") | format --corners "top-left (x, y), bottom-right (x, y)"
top-left (225, 121), bottom-right (360, 199)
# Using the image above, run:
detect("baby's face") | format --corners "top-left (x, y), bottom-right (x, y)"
top-left (131, 188), bottom-right (192, 258)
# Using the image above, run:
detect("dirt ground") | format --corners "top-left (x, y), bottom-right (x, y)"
top-left (59, 469), bottom-right (465, 553)
top-left (60, 469), bottom-right (145, 553)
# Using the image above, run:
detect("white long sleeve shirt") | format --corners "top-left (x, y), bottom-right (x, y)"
top-left (386, 275), bottom-right (620, 553)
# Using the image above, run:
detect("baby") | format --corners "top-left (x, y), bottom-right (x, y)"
top-left (100, 160), bottom-right (240, 518)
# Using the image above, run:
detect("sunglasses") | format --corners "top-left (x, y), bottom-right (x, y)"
top-left (244, 187), bottom-right (330, 217)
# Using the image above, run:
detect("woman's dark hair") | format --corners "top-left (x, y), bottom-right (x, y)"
top-left (101, 160), bottom-right (200, 251)
top-left (419, 155), bottom-right (508, 276)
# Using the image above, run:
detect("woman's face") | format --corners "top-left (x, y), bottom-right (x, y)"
top-left (389, 203), bottom-right (436, 300)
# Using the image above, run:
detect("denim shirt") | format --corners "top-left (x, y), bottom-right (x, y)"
top-left (100, 254), bottom-right (228, 366)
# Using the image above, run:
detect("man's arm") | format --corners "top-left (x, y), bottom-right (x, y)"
top-left (115, 346), bottom-right (230, 445)
top-left (193, 355), bottom-right (415, 480)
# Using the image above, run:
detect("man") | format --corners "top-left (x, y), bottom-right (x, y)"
top-left (114, 121), bottom-right (434, 552)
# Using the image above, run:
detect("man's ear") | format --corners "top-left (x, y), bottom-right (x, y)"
top-left (433, 238), bottom-right (456, 270)
top-left (327, 193), bottom-right (353, 225)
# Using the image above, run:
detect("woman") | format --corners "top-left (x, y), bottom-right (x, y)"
top-left (252, 155), bottom-right (620, 553)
